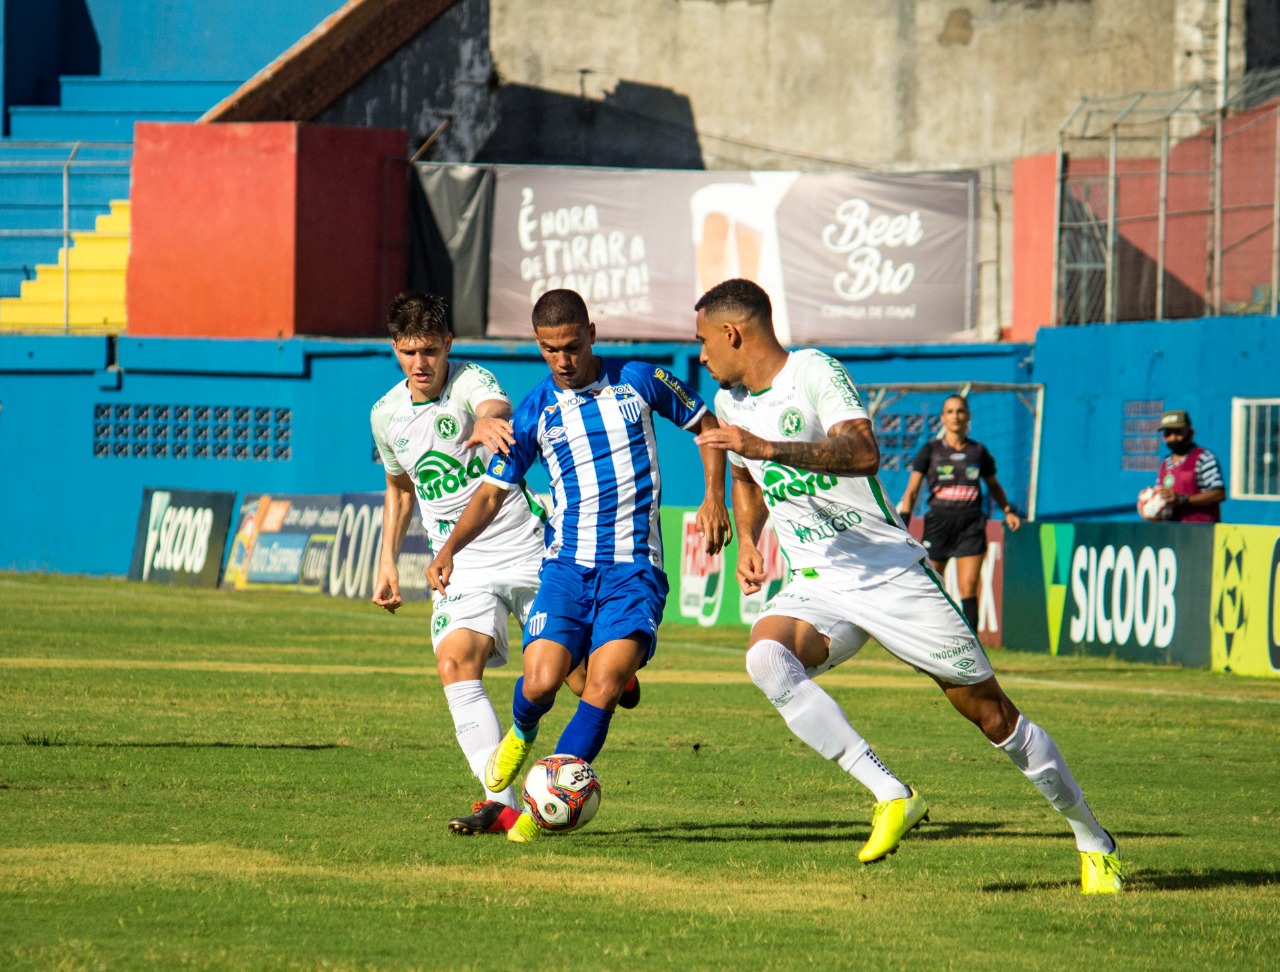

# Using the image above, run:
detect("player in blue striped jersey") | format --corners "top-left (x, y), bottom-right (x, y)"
top-left (427, 289), bottom-right (730, 841)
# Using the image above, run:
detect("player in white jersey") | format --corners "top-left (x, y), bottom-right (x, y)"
top-left (691, 279), bottom-right (1122, 894)
top-left (371, 292), bottom-right (564, 837)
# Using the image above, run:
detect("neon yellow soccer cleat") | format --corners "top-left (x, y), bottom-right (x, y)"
top-left (506, 811), bottom-right (542, 843)
top-left (1080, 849), bottom-right (1124, 894)
top-left (484, 728), bottom-right (533, 792)
top-left (858, 788), bottom-right (929, 863)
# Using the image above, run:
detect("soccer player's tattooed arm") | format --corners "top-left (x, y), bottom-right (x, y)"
top-left (425, 481), bottom-right (506, 594)
top-left (697, 418), bottom-right (880, 476)
top-left (373, 471), bottom-right (416, 613)
top-left (468, 398), bottom-right (515, 455)
top-left (730, 465), bottom-right (770, 595)
top-left (693, 411), bottom-right (732, 555)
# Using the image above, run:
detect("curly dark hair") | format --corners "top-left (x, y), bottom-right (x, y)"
top-left (386, 291), bottom-right (449, 341)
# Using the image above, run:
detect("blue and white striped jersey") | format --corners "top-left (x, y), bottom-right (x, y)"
top-left (484, 358), bottom-right (707, 569)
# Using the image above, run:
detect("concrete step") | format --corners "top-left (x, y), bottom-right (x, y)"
top-left (96, 200), bottom-right (131, 232)
top-left (0, 142), bottom-right (133, 163)
top-left (57, 77), bottom-right (240, 112)
top-left (0, 170), bottom-right (130, 203)
top-left (8, 107), bottom-right (200, 141)
top-left (18, 270), bottom-right (126, 303)
top-left (0, 204), bottom-right (105, 231)
top-left (0, 298), bottom-right (126, 329)
top-left (51, 233), bottom-right (130, 270)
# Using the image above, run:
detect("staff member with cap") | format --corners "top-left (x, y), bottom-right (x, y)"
top-left (1146, 409), bottom-right (1226, 522)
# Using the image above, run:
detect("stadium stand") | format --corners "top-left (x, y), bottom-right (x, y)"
top-left (0, 0), bottom-right (354, 329)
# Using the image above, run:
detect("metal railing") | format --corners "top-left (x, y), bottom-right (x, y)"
top-left (1055, 68), bottom-right (1280, 326)
top-left (0, 140), bottom-right (132, 333)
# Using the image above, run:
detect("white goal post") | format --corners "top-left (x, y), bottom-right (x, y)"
top-left (859, 381), bottom-right (1044, 521)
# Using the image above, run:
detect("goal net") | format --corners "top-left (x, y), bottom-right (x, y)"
top-left (861, 381), bottom-right (1044, 521)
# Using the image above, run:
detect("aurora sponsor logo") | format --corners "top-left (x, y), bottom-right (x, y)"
top-left (653, 367), bottom-right (699, 411)
top-left (760, 462), bottom-right (838, 508)
top-left (414, 451), bottom-right (485, 502)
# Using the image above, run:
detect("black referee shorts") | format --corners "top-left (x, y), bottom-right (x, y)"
top-left (921, 509), bottom-right (987, 561)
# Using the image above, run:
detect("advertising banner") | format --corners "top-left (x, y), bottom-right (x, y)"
top-left (662, 508), bottom-right (789, 628)
top-left (222, 494), bottom-right (341, 592)
top-left (1210, 524), bottom-right (1280, 678)
top-left (128, 488), bottom-right (236, 588)
top-left (324, 492), bottom-right (435, 602)
top-left (660, 508), bottom-right (1007, 644)
top-left (1003, 521), bottom-right (1214, 666)
top-left (907, 518), bottom-right (1007, 648)
top-left (488, 166), bottom-right (978, 344)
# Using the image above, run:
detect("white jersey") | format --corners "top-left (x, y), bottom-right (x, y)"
top-left (714, 349), bottom-right (926, 588)
top-left (371, 362), bottom-right (545, 586)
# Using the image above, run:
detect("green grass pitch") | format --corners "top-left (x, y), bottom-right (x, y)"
top-left (2, 573), bottom-right (1278, 969)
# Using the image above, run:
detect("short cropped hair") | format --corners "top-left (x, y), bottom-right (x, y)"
top-left (386, 291), bottom-right (449, 341)
top-left (694, 277), bottom-right (773, 324)
top-left (532, 289), bottom-right (590, 330)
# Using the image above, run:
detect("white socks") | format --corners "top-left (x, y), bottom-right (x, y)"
top-left (746, 639), bottom-right (910, 803)
top-left (996, 715), bottom-right (1113, 853)
top-left (442, 679), bottom-right (519, 810)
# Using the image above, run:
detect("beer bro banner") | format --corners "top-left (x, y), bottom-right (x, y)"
top-left (487, 166), bottom-right (978, 344)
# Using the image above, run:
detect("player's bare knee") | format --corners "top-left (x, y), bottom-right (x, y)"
top-left (974, 696), bottom-right (1021, 743)
top-left (520, 666), bottom-right (562, 704)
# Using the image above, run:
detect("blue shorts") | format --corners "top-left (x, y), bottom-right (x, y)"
top-left (522, 559), bottom-right (669, 669)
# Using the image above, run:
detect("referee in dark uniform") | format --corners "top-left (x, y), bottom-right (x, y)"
top-left (896, 395), bottom-right (1022, 634)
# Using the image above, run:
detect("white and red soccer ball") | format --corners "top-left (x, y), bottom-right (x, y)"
top-left (1137, 486), bottom-right (1172, 521)
top-left (521, 754), bottom-right (601, 831)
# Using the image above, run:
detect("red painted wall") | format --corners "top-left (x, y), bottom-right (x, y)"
top-left (128, 122), bottom-right (407, 338)
top-left (1011, 153), bottom-right (1058, 341)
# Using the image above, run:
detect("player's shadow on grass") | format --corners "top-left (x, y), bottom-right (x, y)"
top-left (7, 740), bottom-right (345, 750)
top-left (587, 819), bottom-right (1139, 843)
top-left (982, 868), bottom-right (1280, 893)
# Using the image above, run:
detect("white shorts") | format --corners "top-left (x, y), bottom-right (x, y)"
top-left (755, 559), bottom-right (994, 685)
top-left (429, 561), bottom-right (540, 667)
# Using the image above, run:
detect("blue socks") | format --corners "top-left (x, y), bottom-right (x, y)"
top-left (510, 679), bottom-right (614, 765)
top-left (511, 677), bottom-right (553, 741)
top-left (555, 699), bottom-right (613, 764)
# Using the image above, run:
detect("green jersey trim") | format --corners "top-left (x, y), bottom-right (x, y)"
top-left (922, 561), bottom-right (972, 632)
top-left (867, 478), bottom-right (898, 526)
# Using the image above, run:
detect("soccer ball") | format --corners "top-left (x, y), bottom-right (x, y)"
top-left (1137, 486), bottom-right (1171, 520)
top-left (521, 754), bottom-right (602, 831)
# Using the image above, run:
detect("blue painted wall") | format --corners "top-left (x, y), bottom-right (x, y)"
top-left (0, 334), bottom-right (1030, 575)
top-left (77, 0), bottom-right (345, 80)
top-left (2, 0), bottom-right (344, 115)
top-left (1034, 315), bottom-right (1280, 524)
